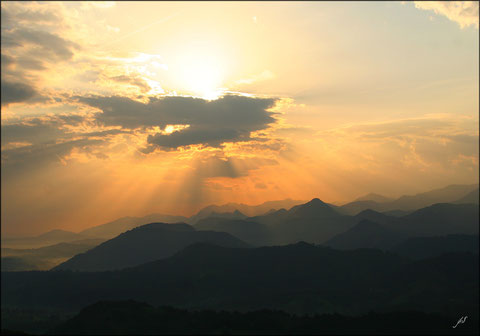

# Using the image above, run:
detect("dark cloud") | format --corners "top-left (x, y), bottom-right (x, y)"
top-left (1, 139), bottom-right (103, 178)
top-left (1, 120), bottom-right (65, 144)
top-left (15, 56), bottom-right (47, 70)
top-left (1, 6), bottom-right (61, 30)
top-left (1, 80), bottom-right (37, 106)
top-left (0, 115), bottom-right (121, 180)
top-left (147, 127), bottom-right (243, 149)
top-left (79, 94), bottom-right (278, 149)
top-left (5, 28), bottom-right (79, 61)
top-left (0, 115), bottom-right (121, 147)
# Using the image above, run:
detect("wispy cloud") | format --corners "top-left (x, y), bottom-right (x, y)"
top-left (414, 1), bottom-right (479, 29)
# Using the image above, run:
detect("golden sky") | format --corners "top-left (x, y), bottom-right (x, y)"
top-left (1, 1), bottom-right (479, 235)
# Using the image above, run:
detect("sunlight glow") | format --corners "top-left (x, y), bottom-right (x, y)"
top-left (170, 42), bottom-right (226, 100)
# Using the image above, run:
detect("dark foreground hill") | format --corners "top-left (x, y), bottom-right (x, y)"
top-left (391, 234), bottom-right (479, 260)
top-left (48, 300), bottom-right (479, 335)
top-left (3, 243), bottom-right (478, 318)
top-left (53, 223), bottom-right (249, 271)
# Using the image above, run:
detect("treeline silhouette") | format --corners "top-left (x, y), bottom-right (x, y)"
top-left (47, 300), bottom-right (478, 335)
top-left (3, 243), bottom-right (478, 318)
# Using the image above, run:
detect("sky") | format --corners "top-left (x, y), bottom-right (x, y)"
top-left (1, 1), bottom-right (479, 236)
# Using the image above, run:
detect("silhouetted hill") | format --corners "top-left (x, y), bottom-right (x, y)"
top-left (325, 204), bottom-right (478, 251)
top-left (354, 209), bottom-right (402, 226)
top-left (287, 198), bottom-right (337, 218)
top-left (78, 213), bottom-right (188, 239)
top-left (53, 223), bottom-right (249, 271)
top-left (353, 193), bottom-right (393, 203)
top-left (49, 300), bottom-right (478, 335)
top-left (187, 199), bottom-right (304, 224)
top-left (390, 184), bottom-right (479, 210)
top-left (247, 208), bottom-right (289, 226)
top-left (339, 184), bottom-right (478, 215)
top-left (391, 235), bottom-right (479, 260)
top-left (195, 217), bottom-right (270, 246)
top-left (381, 209), bottom-right (412, 217)
top-left (400, 203), bottom-right (479, 236)
top-left (324, 220), bottom-right (406, 250)
top-left (264, 198), bottom-right (355, 245)
top-left (338, 200), bottom-right (384, 215)
top-left (194, 198), bottom-right (354, 246)
top-left (3, 243), bottom-right (477, 318)
top-left (454, 188), bottom-right (479, 204)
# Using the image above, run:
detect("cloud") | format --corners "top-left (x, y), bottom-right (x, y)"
top-left (0, 114), bottom-right (125, 178)
top-left (78, 94), bottom-right (278, 150)
top-left (414, 1), bottom-right (479, 28)
top-left (316, 116), bottom-right (479, 174)
top-left (1, 80), bottom-right (38, 106)
top-left (4, 28), bottom-right (80, 61)
top-left (108, 75), bottom-right (152, 93)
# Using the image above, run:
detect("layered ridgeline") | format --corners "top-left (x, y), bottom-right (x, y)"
top-left (338, 184), bottom-right (478, 215)
top-left (53, 223), bottom-right (249, 272)
top-left (197, 198), bottom-right (355, 246)
top-left (324, 203), bottom-right (479, 251)
top-left (195, 200), bottom-right (478, 248)
top-left (2, 243), bottom-right (478, 318)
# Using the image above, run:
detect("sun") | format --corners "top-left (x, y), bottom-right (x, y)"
top-left (170, 42), bottom-right (226, 100)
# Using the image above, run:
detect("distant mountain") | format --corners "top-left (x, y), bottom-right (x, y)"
top-left (337, 200), bottom-right (385, 216)
top-left (1, 239), bottom-right (105, 271)
top-left (454, 188), bottom-right (479, 204)
top-left (324, 220), bottom-right (406, 250)
top-left (78, 213), bottom-right (188, 239)
top-left (2, 243), bottom-right (477, 318)
top-left (53, 222), bottom-right (249, 271)
top-left (339, 184), bottom-right (479, 215)
top-left (1, 230), bottom-right (92, 249)
top-left (353, 193), bottom-right (393, 203)
top-left (260, 198), bottom-right (355, 245)
top-left (324, 204), bottom-right (478, 251)
top-left (195, 217), bottom-right (270, 246)
top-left (187, 199), bottom-right (304, 224)
top-left (400, 203), bottom-right (479, 236)
top-left (353, 209), bottom-right (402, 226)
top-left (391, 234), bottom-right (479, 260)
top-left (381, 209), bottom-right (412, 217)
top-left (193, 198), bottom-right (354, 246)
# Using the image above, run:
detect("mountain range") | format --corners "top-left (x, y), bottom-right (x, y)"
top-left (339, 184), bottom-right (478, 215)
top-left (53, 223), bottom-right (249, 272)
top-left (2, 242), bottom-right (477, 318)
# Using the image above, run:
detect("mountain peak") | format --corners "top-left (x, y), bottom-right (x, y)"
top-left (289, 198), bottom-right (337, 218)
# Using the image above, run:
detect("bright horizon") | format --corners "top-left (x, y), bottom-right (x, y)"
top-left (1, 1), bottom-right (479, 236)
